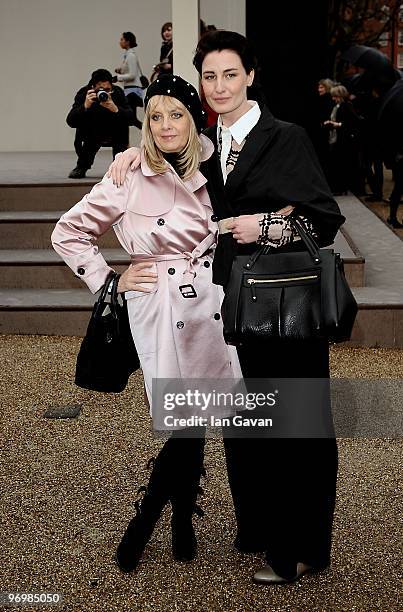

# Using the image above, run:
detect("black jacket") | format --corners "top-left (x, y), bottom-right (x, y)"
top-left (201, 105), bottom-right (345, 286)
top-left (66, 85), bottom-right (134, 135)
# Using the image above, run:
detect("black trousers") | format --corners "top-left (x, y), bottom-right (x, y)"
top-left (74, 131), bottom-right (128, 170)
top-left (223, 338), bottom-right (338, 575)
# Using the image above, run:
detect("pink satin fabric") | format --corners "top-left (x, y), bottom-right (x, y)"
top-left (51, 135), bottom-right (242, 410)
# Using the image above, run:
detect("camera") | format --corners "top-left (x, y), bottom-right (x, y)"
top-left (96, 89), bottom-right (110, 102)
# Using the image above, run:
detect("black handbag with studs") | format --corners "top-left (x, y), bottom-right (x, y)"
top-left (75, 271), bottom-right (140, 392)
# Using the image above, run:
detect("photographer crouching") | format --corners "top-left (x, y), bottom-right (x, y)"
top-left (67, 69), bottom-right (134, 179)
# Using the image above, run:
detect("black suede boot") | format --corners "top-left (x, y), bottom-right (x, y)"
top-left (169, 435), bottom-right (205, 562)
top-left (116, 452), bottom-right (171, 572)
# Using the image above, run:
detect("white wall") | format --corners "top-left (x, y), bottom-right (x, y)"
top-left (0, 0), bottom-right (245, 151)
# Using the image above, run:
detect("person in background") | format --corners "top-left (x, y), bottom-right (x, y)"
top-left (66, 69), bottom-right (133, 179)
top-left (314, 78), bottom-right (335, 172)
top-left (150, 22), bottom-right (173, 82)
top-left (159, 22), bottom-right (173, 73)
top-left (200, 21), bottom-right (219, 127)
top-left (318, 79), bottom-right (335, 124)
top-left (114, 31), bottom-right (144, 129)
top-left (323, 84), bottom-right (361, 194)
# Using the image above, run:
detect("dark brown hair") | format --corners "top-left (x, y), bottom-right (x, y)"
top-left (193, 30), bottom-right (257, 75)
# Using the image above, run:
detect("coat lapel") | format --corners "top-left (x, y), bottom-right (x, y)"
top-left (224, 106), bottom-right (275, 201)
top-left (201, 126), bottom-right (235, 218)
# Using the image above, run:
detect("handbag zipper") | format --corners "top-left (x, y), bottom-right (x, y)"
top-left (247, 274), bottom-right (319, 302)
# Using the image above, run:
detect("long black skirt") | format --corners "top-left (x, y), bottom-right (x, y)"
top-left (223, 337), bottom-right (338, 574)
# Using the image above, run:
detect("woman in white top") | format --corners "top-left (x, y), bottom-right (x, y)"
top-left (115, 31), bottom-right (144, 129)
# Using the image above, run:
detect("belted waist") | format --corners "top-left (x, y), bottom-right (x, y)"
top-left (130, 233), bottom-right (215, 289)
top-left (218, 217), bottom-right (236, 235)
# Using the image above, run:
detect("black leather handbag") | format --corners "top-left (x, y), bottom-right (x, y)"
top-left (75, 271), bottom-right (140, 392)
top-left (221, 217), bottom-right (358, 344)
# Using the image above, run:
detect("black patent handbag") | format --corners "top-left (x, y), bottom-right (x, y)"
top-left (221, 217), bottom-right (358, 345)
top-left (75, 271), bottom-right (140, 392)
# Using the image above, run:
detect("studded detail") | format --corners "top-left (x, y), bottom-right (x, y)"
top-left (77, 267), bottom-right (85, 275)
top-left (211, 214), bottom-right (218, 222)
top-left (203, 261), bottom-right (210, 268)
top-left (176, 321), bottom-right (184, 329)
top-left (168, 267), bottom-right (175, 275)
top-left (214, 313), bottom-right (221, 320)
top-left (157, 218), bottom-right (165, 226)
top-left (167, 89), bottom-right (171, 93)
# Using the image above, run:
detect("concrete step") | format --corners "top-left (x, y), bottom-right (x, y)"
top-left (0, 183), bottom-right (99, 212)
top-left (0, 289), bottom-right (94, 335)
top-left (0, 287), bottom-right (402, 341)
top-left (0, 210), bottom-right (120, 248)
top-left (0, 249), bottom-right (131, 288)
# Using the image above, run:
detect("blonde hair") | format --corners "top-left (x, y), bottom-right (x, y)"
top-left (319, 78), bottom-right (334, 93)
top-left (330, 85), bottom-right (349, 100)
top-left (142, 96), bottom-right (201, 180)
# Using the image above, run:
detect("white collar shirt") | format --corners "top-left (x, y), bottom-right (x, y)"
top-left (217, 101), bottom-right (261, 183)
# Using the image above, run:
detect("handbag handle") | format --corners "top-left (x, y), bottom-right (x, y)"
top-left (94, 271), bottom-right (120, 317)
top-left (289, 216), bottom-right (322, 264)
top-left (245, 214), bottom-right (322, 270)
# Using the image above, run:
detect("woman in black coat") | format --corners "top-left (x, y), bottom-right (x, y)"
top-left (193, 31), bottom-right (345, 585)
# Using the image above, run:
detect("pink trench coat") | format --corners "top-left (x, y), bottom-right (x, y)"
top-left (51, 135), bottom-right (242, 410)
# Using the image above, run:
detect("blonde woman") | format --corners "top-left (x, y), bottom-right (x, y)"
top-left (52, 74), bottom-right (242, 572)
top-left (323, 84), bottom-right (360, 193)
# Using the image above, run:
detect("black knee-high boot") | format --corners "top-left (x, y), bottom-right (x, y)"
top-left (169, 434), bottom-right (205, 561)
top-left (116, 444), bottom-right (172, 572)
top-left (116, 429), bottom-right (205, 572)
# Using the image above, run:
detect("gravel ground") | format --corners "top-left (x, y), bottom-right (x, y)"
top-left (1, 336), bottom-right (402, 612)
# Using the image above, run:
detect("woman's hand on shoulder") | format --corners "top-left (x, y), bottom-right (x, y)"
top-left (107, 148), bottom-right (141, 187)
top-left (117, 262), bottom-right (158, 293)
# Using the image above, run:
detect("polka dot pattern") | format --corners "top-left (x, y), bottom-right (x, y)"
top-left (144, 74), bottom-right (206, 133)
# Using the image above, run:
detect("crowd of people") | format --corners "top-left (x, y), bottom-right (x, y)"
top-left (315, 76), bottom-right (402, 228)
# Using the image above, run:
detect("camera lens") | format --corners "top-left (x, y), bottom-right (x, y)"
top-left (97, 89), bottom-right (109, 102)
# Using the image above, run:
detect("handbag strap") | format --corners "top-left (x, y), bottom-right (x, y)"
top-left (95, 271), bottom-right (120, 316)
top-left (245, 214), bottom-right (322, 270)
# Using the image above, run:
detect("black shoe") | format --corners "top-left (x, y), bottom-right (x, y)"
top-left (68, 166), bottom-right (87, 179)
top-left (387, 217), bottom-right (403, 228)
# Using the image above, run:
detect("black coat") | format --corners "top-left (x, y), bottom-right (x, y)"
top-left (66, 85), bottom-right (134, 138)
top-left (201, 105), bottom-right (345, 286)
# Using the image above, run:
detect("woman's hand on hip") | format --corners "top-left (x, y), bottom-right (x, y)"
top-left (107, 147), bottom-right (141, 187)
top-left (117, 263), bottom-right (158, 293)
